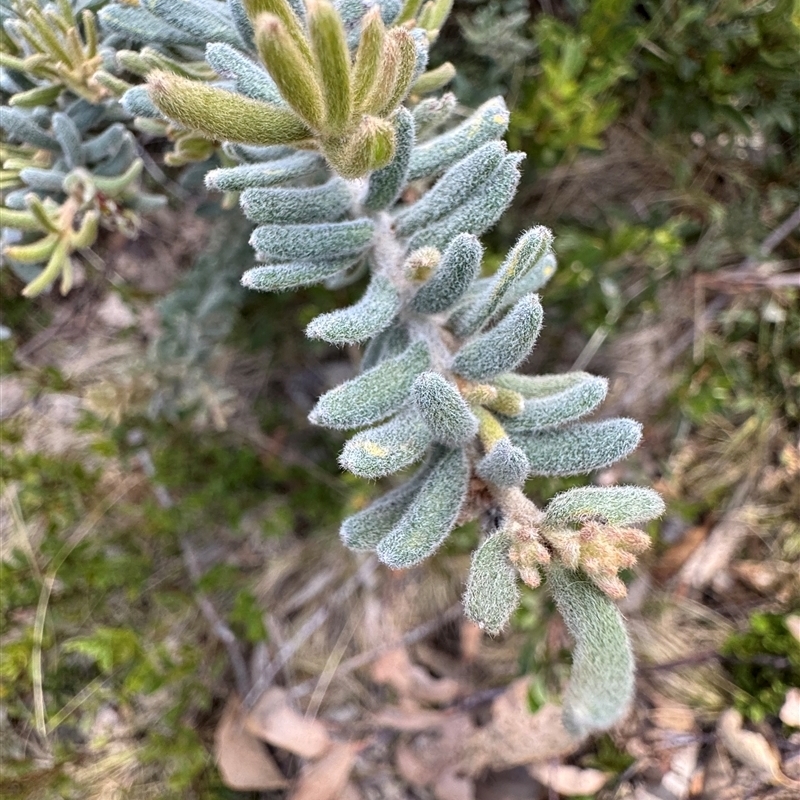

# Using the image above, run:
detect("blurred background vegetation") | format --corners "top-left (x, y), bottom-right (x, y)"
top-left (1, 1), bottom-right (798, 797)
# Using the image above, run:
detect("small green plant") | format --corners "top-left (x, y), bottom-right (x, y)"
top-left (722, 612), bottom-right (800, 723)
top-left (137, 0), bottom-right (664, 736)
top-left (2, 0), bottom-right (665, 739)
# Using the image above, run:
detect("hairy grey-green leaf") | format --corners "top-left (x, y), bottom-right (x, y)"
top-left (498, 252), bottom-right (558, 310)
top-left (205, 153), bottom-right (323, 191)
top-left (227, 0), bottom-right (255, 48)
top-left (99, 4), bottom-right (200, 45)
top-left (407, 96), bottom-right (510, 181)
top-left (547, 565), bottom-right (635, 737)
top-left (18, 167), bottom-right (66, 192)
top-left (502, 375), bottom-right (608, 433)
top-left (492, 371), bottom-right (594, 398)
top-left (409, 233), bottom-right (482, 315)
top-left (250, 218), bottom-right (374, 261)
top-left (339, 408), bottom-right (432, 479)
top-left (323, 258), bottom-right (368, 289)
top-left (411, 371), bottom-right (478, 446)
top-left (81, 124), bottom-right (129, 162)
top-left (452, 294), bottom-right (543, 381)
top-left (205, 43), bottom-right (283, 105)
top-left (360, 324), bottom-right (411, 371)
top-left (241, 258), bottom-right (356, 292)
top-left (240, 178), bottom-right (351, 225)
top-left (306, 274), bottom-right (400, 344)
top-left (412, 92), bottom-right (457, 136)
top-left (339, 460), bottom-right (432, 551)
top-left (310, 342), bottom-right (430, 429)
top-left (0, 107), bottom-right (59, 151)
top-left (376, 447), bottom-right (469, 568)
top-left (464, 530), bottom-right (519, 635)
top-left (121, 87), bottom-right (164, 119)
top-left (544, 486), bottom-right (665, 529)
top-left (364, 108), bottom-right (414, 212)
top-left (511, 419), bottom-right (642, 477)
top-left (395, 142), bottom-right (506, 237)
top-left (406, 152), bottom-right (523, 252)
top-left (51, 113), bottom-right (83, 170)
top-left (225, 143), bottom-right (295, 162)
top-left (144, 0), bottom-right (243, 47)
top-left (410, 26), bottom-right (430, 81)
top-left (475, 438), bottom-right (530, 487)
top-left (454, 226), bottom-right (554, 337)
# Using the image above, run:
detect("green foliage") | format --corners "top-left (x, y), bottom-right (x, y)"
top-left (722, 612), bottom-right (800, 723)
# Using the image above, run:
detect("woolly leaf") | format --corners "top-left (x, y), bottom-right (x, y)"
top-left (99, 4), bottom-right (200, 45)
top-left (340, 460), bottom-right (432, 550)
top-left (406, 152), bottom-right (523, 251)
top-left (394, 141), bottom-right (506, 237)
top-left (497, 252), bottom-right (558, 310)
top-left (310, 342), bottom-right (430, 429)
top-left (306, 274), bottom-right (400, 344)
top-left (18, 167), bottom-right (66, 192)
top-left (452, 294), bottom-right (543, 381)
top-left (464, 530), bottom-right (519, 635)
top-left (411, 372), bottom-right (478, 446)
top-left (308, 0), bottom-right (352, 134)
top-left (503, 375), bottom-right (608, 433)
top-left (148, 71), bottom-right (310, 146)
top-left (360, 324), bottom-right (411, 371)
top-left (205, 43), bottom-right (283, 105)
top-left (241, 258), bottom-right (355, 292)
top-left (0, 107), bottom-right (59, 151)
top-left (364, 107), bottom-right (414, 211)
top-left (547, 565), bottom-right (635, 737)
top-left (121, 86), bottom-right (163, 120)
top-left (339, 408), bottom-right (432, 479)
top-left (240, 178), bottom-right (351, 224)
top-left (144, 0), bottom-right (243, 47)
top-left (376, 447), bottom-right (469, 568)
top-left (412, 92), bottom-right (457, 135)
top-left (228, 0), bottom-right (255, 47)
top-left (544, 486), bottom-right (665, 529)
top-left (352, 7), bottom-right (385, 110)
top-left (409, 233), bottom-right (482, 314)
top-left (455, 226), bottom-right (554, 337)
top-left (205, 152), bottom-right (322, 191)
top-left (250, 218), bottom-right (374, 261)
top-left (407, 96), bottom-right (509, 181)
top-left (363, 27), bottom-right (418, 116)
top-left (511, 419), bottom-right (642, 477)
top-left (492, 371), bottom-right (594, 399)
top-left (475, 438), bottom-right (530, 487)
top-left (412, 61), bottom-right (456, 95)
top-left (51, 113), bottom-right (83, 170)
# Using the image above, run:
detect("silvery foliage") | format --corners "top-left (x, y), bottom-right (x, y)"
top-left (3, 0), bottom-right (665, 737)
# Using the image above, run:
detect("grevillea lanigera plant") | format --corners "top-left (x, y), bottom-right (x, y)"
top-left (2, 0), bottom-right (665, 738)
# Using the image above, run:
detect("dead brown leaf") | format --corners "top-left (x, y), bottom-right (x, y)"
top-left (396, 714), bottom-right (474, 787)
top-left (779, 688), bottom-right (800, 728)
top-left (460, 620), bottom-right (483, 664)
top-left (289, 741), bottom-right (361, 800)
top-left (371, 703), bottom-right (448, 732)
top-left (245, 686), bottom-right (332, 759)
top-left (214, 695), bottom-right (287, 791)
top-left (528, 763), bottom-right (609, 796)
top-left (652, 525), bottom-right (709, 583)
top-left (717, 709), bottom-right (789, 787)
top-left (461, 680), bottom-right (578, 775)
top-left (371, 647), bottom-right (461, 705)
top-left (434, 769), bottom-right (476, 800)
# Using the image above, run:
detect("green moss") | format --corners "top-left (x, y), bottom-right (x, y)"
top-left (722, 612), bottom-right (800, 722)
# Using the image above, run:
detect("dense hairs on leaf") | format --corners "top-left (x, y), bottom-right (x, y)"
top-left (411, 371), bottom-right (478, 446)
top-left (464, 529), bottom-right (519, 634)
top-left (407, 96), bottom-right (510, 181)
top-left (240, 178), bottom-right (351, 224)
top-left (360, 325), bottom-right (411, 371)
top-left (144, 0), bottom-right (244, 48)
top-left (547, 565), bottom-right (635, 737)
top-left (241, 258), bottom-right (356, 292)
top-left (310, 342), bottom-right (430, 429)
top-left (452, 294), bottom-right (543, 381)
top-left (339, 408), bottom-right (432, 479)
top-left (544, 486), bottom-right (665, 529)
top-left (409, 233), bottom-right (482, 314)
top-left (205, 42), bottom-right (283, 105)
top-left (475, 438), bottom-right (530, 487)
top-left (364, 107), bottom-right (414, 211)
top-left (306, 274), bottom-right (400, 344)
top-left (376, 447), bottom-right (469, 568)
top-left (503, 375), bottom-right (608, 432)
top-left (511, 419), bottom-right (642, 477)
top-left (339, 460), bottom-right (432, 550)
top-left (205, 153), bottom-right (323, 191)
top-left (250, 218), bottom-right (374, 261)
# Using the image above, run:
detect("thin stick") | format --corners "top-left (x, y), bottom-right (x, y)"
top-left (244, 554), bottom-right (378, 709)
